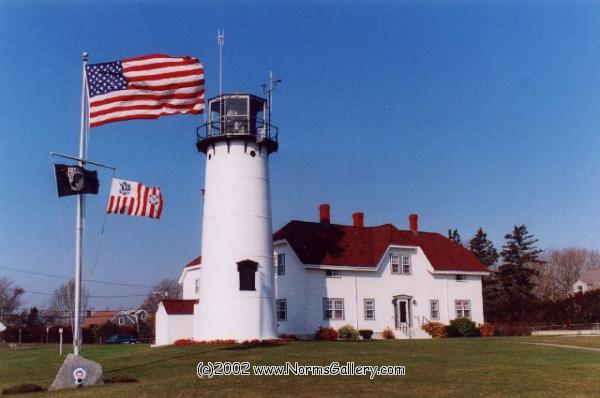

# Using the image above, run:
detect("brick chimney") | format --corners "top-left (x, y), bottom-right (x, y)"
top-left (409, 214), bottom-right (418, 233)
top-left (352, 212), bottom-right (364, 227)
top-left (319, 204), bottom-right (330, 224)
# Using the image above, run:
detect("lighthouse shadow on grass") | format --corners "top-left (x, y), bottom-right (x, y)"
top-left (222, 341), bottom-right (289, 351)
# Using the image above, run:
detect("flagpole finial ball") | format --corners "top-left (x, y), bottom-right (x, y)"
top-left (82, 52), bottom-right (89, 61)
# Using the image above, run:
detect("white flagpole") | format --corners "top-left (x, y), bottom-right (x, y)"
top-left (74, 51), bottom-right (89, 356)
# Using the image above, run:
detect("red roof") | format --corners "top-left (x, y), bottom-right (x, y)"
top-left (273, 220), bottom-right (486, 272)
top-left (82, 310), bottom-right (118, 328)
top-left (161, 300), bottom-right (198, 315)
top-left (185, 256), bottom-right (202, 268)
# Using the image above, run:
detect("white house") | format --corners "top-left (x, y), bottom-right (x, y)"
top-left (159, 205), bottom-right (488, 343)
top-left (572, 269), bottom-right (600, 294)
top-left (272, 205), bottom-right (488, 339)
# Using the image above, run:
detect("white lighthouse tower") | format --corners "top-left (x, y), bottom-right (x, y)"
top-left (194, 93), bottom-right (279, 340)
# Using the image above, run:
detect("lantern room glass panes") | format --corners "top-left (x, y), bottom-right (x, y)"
top-left (207, 95), bottom-right (267, 137)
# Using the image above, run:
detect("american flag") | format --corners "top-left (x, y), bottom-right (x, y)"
top-left (107, 178), bottom-right (164, 219)
top-left (85, 54), bottom-right (204, 128)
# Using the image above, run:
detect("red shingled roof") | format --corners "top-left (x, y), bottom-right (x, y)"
top-left (185, 256), bottom-right (202, 268)
top-left (161, 300), bottom-right (198, 315)
top-left (273, 220), bottom-right (486, 272)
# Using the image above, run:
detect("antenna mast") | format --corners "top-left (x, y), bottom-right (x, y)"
top-left (218, 29), bottom-right (224, 98)
top-left (261, 71), bottom-right (282, 126)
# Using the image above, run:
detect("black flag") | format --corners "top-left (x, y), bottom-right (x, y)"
top-left (54, 164), bottom-right (100, 197)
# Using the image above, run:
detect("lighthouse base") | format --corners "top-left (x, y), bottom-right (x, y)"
top-left (193, 298), bottom-right (278, 341)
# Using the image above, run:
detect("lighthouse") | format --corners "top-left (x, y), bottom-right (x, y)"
top-left (194, 93), bottom-right (279, 340)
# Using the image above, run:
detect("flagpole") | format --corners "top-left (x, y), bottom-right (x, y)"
top-left (74, 51), bottom-right (89, 356)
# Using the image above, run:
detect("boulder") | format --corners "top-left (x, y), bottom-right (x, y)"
top-left (49, 353), bottom-right (103, 391)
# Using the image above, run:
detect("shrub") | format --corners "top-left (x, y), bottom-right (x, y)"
top-left (381, 327), bottom-right (395, 339)
top-left (315, 327), bottom-right (338, 341)
top-left (449, 318), bottom-right (479, 337)
top-left (104, 375), bottom-right (138, 384)
top-left (421, 321), bottom-right (448, 338)
top-left (478, 323), bottom-right (496, 337)
top-left (1, 384), bottom-right (44, 395)
top-left (337, 324), bottom-right (360, 340)
top-left (358, 329), bottom-right (373, 339)
top-left (493, 324), bottom-right (531, 336)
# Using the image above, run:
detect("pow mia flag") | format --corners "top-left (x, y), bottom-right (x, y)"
top-left (54, 164), bottom-right (100, 197)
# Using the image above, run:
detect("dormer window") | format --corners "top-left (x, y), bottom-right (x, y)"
top-left (391, 254), bottom-right (400, 273)
top-left (237, 260), bottom-right (258, 291)
top-left (391, 254), bottom-right (411, 274)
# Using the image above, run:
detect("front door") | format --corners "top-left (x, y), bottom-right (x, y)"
top-left (394, 296), bottom-right (412, 330)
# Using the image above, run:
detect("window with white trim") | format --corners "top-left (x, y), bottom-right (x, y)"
top-left (276, 299), bottom-right (287, 321)
top-left (455, 274), bottom-right (467, 282)
top-left (118, 317), bottom-right (124, 325)
top-left (430, 299), bottom-right (440, 320)
top-left (276, 253), bottom-right (285, 276)
top-left (364, 299), bottom-right (375, 320)
top-left (323, 298), bottom-right (344, 320)
top-left (390, 254), bottom-right (400, 273)
top-left (402, 256), bottom-right (411, 274)
top-left (455, 300), bottom-right (471, 319)
top-left (325, 270), bottom-right (341, 278)
top-left (195, 278), bottom-right (201, 294)
top-left (391, 254), bottom-right (411, 274)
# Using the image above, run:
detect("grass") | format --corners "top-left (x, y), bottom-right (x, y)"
top-left (1, 337), bottom-right (600, 397)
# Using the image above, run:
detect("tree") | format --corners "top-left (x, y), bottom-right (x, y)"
top-left (534, 248), bottom-right (600, 301)
top-left (48, 279), bottom-right (89, 330)
top-left (468, 228), bottom-right (502, 321)
top-left (0, 276), bottom-right (25, 323)
top-left (447, 229), bottom-right (462, 246)
top-left (498, 225), bottom-right (543, 321)
top-left (141, 279), bottom-right (181, 314)
top-left (469, 228), bottom-right (499, 268)
top-left (25, 307), bottom-right (42, 329)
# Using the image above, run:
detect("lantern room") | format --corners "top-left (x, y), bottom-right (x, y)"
top-left (196, 93), bottom-right (279, 154)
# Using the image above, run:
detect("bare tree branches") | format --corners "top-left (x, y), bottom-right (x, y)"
top-left (48, 279), bottom-right (89, 329)
top-left (141, 279), bottom-right (182, 314)
top-left (0, 276), bottom-right (25, 322)
top-left (535, 247), bottom-right (600, 301)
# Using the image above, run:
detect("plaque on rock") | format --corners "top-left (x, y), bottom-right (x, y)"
top-left (49, 353), bottom-right (103, 391)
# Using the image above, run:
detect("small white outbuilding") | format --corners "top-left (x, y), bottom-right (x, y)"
top-left (154, 299), bottom-right (197, 346)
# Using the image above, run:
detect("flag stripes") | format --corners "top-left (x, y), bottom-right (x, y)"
top-left (86, 54), bottom-right (204, 128)
top-left (107, 178), bottom-right (163, 219)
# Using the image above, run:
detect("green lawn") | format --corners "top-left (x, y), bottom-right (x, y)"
top-left (1, 337), bottom-right (599, 397)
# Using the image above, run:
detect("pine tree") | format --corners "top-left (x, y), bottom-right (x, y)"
top-left (498, 224), bottom-right (543, 321)
top-left (469, 228), bottom-right (502, 321)
top-left (447, 229), bottom-right (462, 246)
top-left (469, 228), bottom-right (499, 268)
top-left (25, 306), bottom-right (41, 329)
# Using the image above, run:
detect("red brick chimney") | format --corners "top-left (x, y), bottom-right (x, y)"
top-left (352, 212), bottom-right (364, 227)
top-left (319, 204), bottom-right (330, 224)
top-left (409, 214), bottom-right (418, 232)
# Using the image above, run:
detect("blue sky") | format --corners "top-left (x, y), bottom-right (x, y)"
top-left (2, 1), bottom-right (600, 310)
